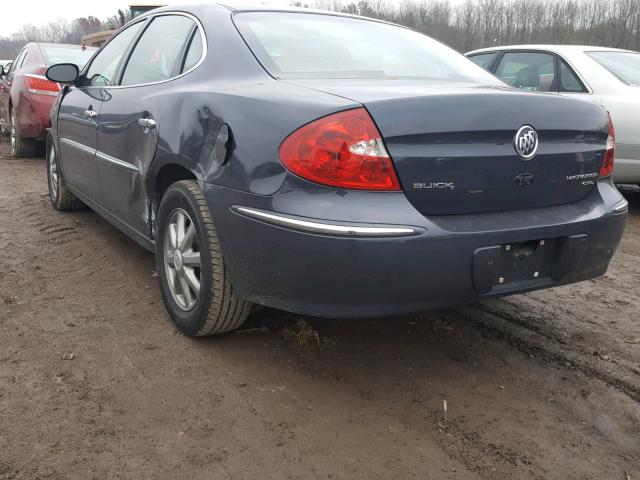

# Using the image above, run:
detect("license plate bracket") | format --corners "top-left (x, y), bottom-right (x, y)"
top-left (472, 234), bottom-right (589, 294)
top-left (497, 239), bottom-right (551, 285)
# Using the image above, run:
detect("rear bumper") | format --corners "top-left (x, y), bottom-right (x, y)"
top-left (203, 178), bottom-right (627, 318)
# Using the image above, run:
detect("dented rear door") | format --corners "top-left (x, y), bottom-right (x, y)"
top-left (96, 85), bottom-right (159, 236)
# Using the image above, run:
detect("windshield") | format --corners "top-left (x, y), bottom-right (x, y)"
top-left (587, 51), bottom-right (640, 86)
top-left (41, 46), bottom-right (96, 68)
top-left (234, 12), bottom-right (500, 83)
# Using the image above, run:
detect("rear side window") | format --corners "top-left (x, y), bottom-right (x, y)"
top-left (181, 29), bottom-right (203, 73)
top-left (495, 52), bottom-right (556, 92)
top-left (587, 51), bottom-right (640, 86)
top-left (234, 12), bottom-right (500, 84)
top-left (120, 15), bottom-right (195, 86)
top-left (468, 52), bottom-right (497, 70)
top-left (83, 21), bottom-right (144, 87)
top-left (559, 59), bottom-right (587, 93)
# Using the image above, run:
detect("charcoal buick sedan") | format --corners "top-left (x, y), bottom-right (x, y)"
top-left (45, 4), bottom-right (627, 336)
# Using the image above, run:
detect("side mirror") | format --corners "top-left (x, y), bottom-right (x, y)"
top-left (1, 63), bottom-right (11, 76)
top-left (46, 63), bottom-right (79, 84)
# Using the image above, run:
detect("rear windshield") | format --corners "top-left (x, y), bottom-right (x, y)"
top-left (41, 46), bottom-right (96, 67)
top-left (587, 51), bottom-right (640, 86)
top-left (234, 12), bottom-right (500, 83)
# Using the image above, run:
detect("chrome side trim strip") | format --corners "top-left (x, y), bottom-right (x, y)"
top-left (59, 138), bottom-right (138, 173)
top-left (96, 151), bottom-right (139, 172)
top-left (232, 206), bottom-right (417, 237)
top-left (59, 137), bottom-right (96, 156)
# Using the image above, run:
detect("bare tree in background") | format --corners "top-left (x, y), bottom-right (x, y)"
top-left (3, 0), bottom-right (640, 59)
top-left (0, 15), bottom-right (104, 58)
top-left (0, 9), bottom-right (129, 59)
top-left (309, 0), bottom-right (640, 51)
top-left (103, 8), bottom-right (132, 28)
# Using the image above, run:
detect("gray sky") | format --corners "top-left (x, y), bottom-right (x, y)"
top-left (0, 0), bottom-right (295, 36)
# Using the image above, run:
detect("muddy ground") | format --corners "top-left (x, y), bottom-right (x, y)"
top-left (0, 138), bottom-right (639, 480)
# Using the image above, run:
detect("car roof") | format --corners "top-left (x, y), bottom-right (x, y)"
top-left (138, 2), bottom-right (402, 27)
top-left (218, 2), bottom-right (387, 16)
top-left (466, 44), bottom-right (638, 55)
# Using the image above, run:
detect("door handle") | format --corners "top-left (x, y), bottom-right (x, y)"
top-left (84, 109), bottom-right (97, 118)
top-left (138, 117), bottom-right (156, 130)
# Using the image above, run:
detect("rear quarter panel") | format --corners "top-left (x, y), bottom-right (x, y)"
top-left (145, 7), bottom-right (358, 198)
top-left (148, 78), bottom-right (357, 196)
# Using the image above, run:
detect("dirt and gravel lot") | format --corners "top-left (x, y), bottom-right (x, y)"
top-left (0, 137), bottom-right (639, 480)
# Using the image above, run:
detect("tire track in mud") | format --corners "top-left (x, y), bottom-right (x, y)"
top-left (457, 303), bottom-right (640, 403)
top-left (14, 192), bottom-right (83, 246)
top-left (38, 223), bottom-right (79, 244)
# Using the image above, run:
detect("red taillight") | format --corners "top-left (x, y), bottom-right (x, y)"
top-left (279, 108), bottom-right (401, 191)
top-left (24, 74), bottom-right (60, 96)
top-left (600, 113), bottom-right (615, 178)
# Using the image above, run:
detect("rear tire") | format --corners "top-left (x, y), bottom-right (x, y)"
top-left (47, 136), bottom-right (83, 211)
top-left (156, 180), bottom-right (252, 336)
top-left (10, 109), bottom-right (38, 157)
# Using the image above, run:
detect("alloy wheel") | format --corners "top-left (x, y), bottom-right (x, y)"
top-left (48, 144), bottom-right (58, 200)
top-left (163, 208), bottom-right (201, 311)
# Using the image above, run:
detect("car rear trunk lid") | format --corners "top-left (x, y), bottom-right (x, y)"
top-left (285, 80), bottom-right (609, 215)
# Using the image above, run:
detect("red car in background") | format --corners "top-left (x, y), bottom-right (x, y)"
top-left (0, 43), bottom-right (95, 156)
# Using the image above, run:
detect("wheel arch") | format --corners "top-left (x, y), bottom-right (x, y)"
top-left (45, 129), bottom-right (60, 163)
top-left (148, 160), bottom-right (199, 238)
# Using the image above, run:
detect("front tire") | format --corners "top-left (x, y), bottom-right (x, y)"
top-left (156, 180), bottom-right (252, 336)
top-left (47, 137), bottom-right (83, 211)
top-left (10, 109), bottom-right (38, 157)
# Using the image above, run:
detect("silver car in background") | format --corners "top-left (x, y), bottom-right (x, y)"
top-left (466, 45), bottom-right (640, 185)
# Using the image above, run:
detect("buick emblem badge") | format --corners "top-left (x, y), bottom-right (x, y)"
top-left (514, 125), bottom-right (539, 160)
